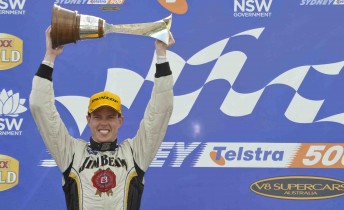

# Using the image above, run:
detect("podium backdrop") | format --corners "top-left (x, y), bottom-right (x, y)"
top-left (1, 0), bottom-right (344, 209)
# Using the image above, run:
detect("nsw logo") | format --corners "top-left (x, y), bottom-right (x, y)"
top-left (0, 33), bottom-right (23, 70)
top-left (0, 89), bottom-right (27, 136)
top-left (0, 0), bottom-right (26, 15)
top-left (234, 0), bottom-right (273, 18)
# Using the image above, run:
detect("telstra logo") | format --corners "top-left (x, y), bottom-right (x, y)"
top-left (158, 0), bottom-right (188, 14)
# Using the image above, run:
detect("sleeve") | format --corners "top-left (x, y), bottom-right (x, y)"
top-left (129, 62), bottom-right (173, 172)
top-left (29, 64), bottom-right (78, 172)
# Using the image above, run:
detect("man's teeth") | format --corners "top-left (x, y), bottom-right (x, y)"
top-left (99, 130), bottom-right (109, 134)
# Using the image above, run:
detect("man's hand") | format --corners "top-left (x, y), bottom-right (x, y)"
top-left (44, 26), bottom-right (64, 63)
top-left (155, 32), bottom-right (175, 57)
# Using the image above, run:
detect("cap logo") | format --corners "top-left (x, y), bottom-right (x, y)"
top-left (91, 96), bottom-right (119, 104)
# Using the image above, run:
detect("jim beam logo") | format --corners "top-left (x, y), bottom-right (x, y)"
top-left (0, 154), bottom-right (19, 191)
top-left (250, 176), bottom-right (344, 200)
top-left (92, 168), bottom-right (116, 197)
top-left (0, 33), bottom-right (22, 70)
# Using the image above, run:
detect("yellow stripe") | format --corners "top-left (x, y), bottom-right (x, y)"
top-left (124, 170), bottom-right (138, 210)
top-left (69, 171), bottom-right (82, 210)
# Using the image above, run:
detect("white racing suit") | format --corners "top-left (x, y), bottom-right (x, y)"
top-left (30, 62), bottom-right (173, 210)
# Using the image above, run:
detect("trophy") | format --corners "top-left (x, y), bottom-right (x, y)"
top-left (51, 4), bottom-right (172, 49)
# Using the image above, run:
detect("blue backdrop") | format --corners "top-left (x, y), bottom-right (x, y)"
top-left (1, 0), bottom-right (344, 209)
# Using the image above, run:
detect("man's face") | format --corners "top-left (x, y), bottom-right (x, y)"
top-left (87, 106), bottom-right (123, 143)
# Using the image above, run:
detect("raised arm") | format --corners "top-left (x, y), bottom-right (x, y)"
top-left (29, 26), bottom-right (77, 172)
top-left (130, 33), bottom-right (175, 171)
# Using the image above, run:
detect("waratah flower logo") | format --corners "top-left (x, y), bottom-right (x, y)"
top-left (0, 89), bottom-right (27, 117)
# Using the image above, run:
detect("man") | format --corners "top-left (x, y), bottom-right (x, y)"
top-left (30, 26), bottom-right (175, 210)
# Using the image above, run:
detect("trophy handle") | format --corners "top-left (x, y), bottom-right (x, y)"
top-left (104, 15), bottom-right (172, 44)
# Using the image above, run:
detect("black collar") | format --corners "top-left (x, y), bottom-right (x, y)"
top-left (90, 137), bottom-right (118, 151)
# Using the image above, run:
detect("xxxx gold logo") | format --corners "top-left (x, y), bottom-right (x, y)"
top-left (0, 34), bottom-right (23, 71)
top-left (250, 176), bottom-right (344, 200)
top-left (0, 154), bottom-right (19, 191)
top-left (158, 0), bottom-right (188, 14)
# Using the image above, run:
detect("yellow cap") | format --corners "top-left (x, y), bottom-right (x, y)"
top-left (88, 91), bottom-right (122, 115)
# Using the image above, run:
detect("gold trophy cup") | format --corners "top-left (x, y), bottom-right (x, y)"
top-left (51, 4), bottom-right (172, 49)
